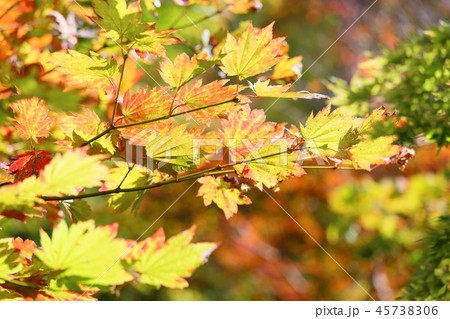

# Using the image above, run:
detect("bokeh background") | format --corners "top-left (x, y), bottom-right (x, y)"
top-left (1, 0), bottom-right (449, 300)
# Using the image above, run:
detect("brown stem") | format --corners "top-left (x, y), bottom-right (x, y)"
top-left (111, 54), bottom-right (128, 127)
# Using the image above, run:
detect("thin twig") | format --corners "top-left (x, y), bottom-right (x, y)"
top-left (111, 54), bottom-right (128, 127)
top-left (173, 10), bottom-right (222, 30)
top-left (81, 97), bottom-right (240, 146)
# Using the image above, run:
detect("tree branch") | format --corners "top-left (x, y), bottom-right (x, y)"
top-left (80, 97), bottom-right (240, 146)
top-left (40, 148), bottom-right (361, 202)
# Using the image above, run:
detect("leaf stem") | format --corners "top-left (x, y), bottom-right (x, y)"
top-left (116, 163), bottom-right (135, 189)
top-left (111, 54), bottom-right (128, 127)
top-left (173, 9), bottom-right (222, 30)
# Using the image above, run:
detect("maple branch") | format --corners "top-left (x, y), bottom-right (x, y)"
top-left (40, 169), bottom-right (233, 201)
top-left (114, 97), bottom-right (239, 129)
top-left (81, 97), bottom-right (240, 146)
top-left (111, 54), bottom-right (128, 127)
top-left (40, 148), bottom-right (362, 202)
top-left (173, 9), bottom-right (222, 30)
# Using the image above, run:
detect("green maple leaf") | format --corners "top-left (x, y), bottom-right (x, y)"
top-left (134, 226), bottom-right (217, 289)
top-left (144, 125), bottom-right (201, 172)
top-left (59, 199), bottom-right (93, 222)
top-left (349, 136), bottom-right (399, 170)
top-left (220, 22), bottom-right (285, 80)
top-left (91, 0), bottom-right (148, 41)
top-left (234, 142), bottom-right (306, 190)
top-left (36, 220), bottom-right (133, 286)
top-left (91, 0), bottom-right (179, 56)
top-left (298, 105), bottom-right (356, 158)
top-left (103, 162), bottom-right (152, 214)
top-left (49, 50), bottom-right (119, 92)
top-left (0, 175), bottom-right (44, 213)
top-left (41, 149), bottom-right (108, 196)
top-left (0, 240), bottom-right (23, 284)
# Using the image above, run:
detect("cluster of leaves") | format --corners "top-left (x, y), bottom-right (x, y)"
top-left (403, 215), bottom-right (450, 301)
top-left (329, 21), bottom-right (449, 147)
top-left (0, 221), bottom-right (215, 300)
top-left (0, 0), bottom-right (414, 300)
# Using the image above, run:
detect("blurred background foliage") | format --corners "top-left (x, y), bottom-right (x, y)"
top-left (0, 0), bottom-right (449, 300)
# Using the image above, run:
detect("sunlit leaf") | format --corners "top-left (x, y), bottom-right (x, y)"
top-left (271, 56), bottom-right (303, 81)
top-left (8, 150), bottom-right (52, 182)
top-left (234, 142), bottom-right (306, 190)
top-left (349, 136), bottom-right (399, 171)
top-left (220, 22), bottom-right (285, 80)
top-left (59, 107), bottom-right (119, 155)
top-left (10, 98), bottom-right (54, 142)
top-left (103, 162), bottom-right (152, 214)
top-left (159, 52), bottom-right (208, 88)
top-left (36, 220), bottom-right (133, 286)
top-left (134, 226), bottom-right (217, 288)
top-left (250, 80), bottom-right (329, 99)
top-left (175, 79), bottom-right (242, 125)
top-left (41, 148), bottom-right (108, 196)
top-left (49, 50), bottom-right (119, 92)
top-left (197, 176), bottom-right (251, 218)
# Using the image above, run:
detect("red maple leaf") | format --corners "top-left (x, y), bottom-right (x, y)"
top-left (8, 150), bottom-right (52, 181)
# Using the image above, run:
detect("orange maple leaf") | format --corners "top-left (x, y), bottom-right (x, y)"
top-left (158, 52), bottom-right (208, 88)
top-left (218, 105), bottom-right (279, 161)
top-left (197, 176), bottom-right (251, 219)
top-left (175, 79), bottom-right (243, 125)
top-left (10, 97), bottom-right (54, 142)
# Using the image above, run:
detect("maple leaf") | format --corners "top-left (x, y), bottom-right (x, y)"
top-left (250, 80), bottom-right (329, 99)
top-left (271, 56), bottom-right (303, 81)
top-left (102, 162), bottom-right (152, 214)
top-left (0, 239), bottom-right (23, 284)
top-left (91, 0), bottom-right (179, 57)
top-left (91, 0), bottom-right (148, 41)
top-left (0, 167), bottom-right (13, 184)
top-left (49, 50), bottom-right (119, 92)
top-left (132, 25), bottom-right (181, 58)
top-left (0, 175), bottom-right (44, 214)
top-left (144, 125), bottom-right (203, 172)
top-left (10, 97), bottom-right (54, 142)
top-left (349, 136), bottom-right (399, 171)
top-left (357, 106), bottom-right (387, 135)
top-left (197, 176), bottom-right (251, 219)
top-left (220, 22), bottom-right (285, 80)
top-left (234, 141), bottom-right (306, 190)
top-left (36, 220), bottom-right (133, 286)
top-left (218, 105), bottom-right (278, 161)
top-left (175, 79), bottom-right (242, 125)
top-left (59, 199), bottom-right (93, 222)
top-left (59, 107), bottom-right (119, 155)
top-left (298, 105), bottom-right (356, 158)
top-left (37, 281), bottom-right (99, 301)
top-left (118, 86), bottom-right (173, 125)
top-left (134, 226), bottom-right (217, 288)
top-left (40, 148), bottom-right (108, 196)
top-left (8, 150), bottom-right (52, 182)
top-left (159, 52), bottom-right (209, 88)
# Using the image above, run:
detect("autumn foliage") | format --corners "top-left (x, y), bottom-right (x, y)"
top-left (0, 0), bottom-right (445, 301)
